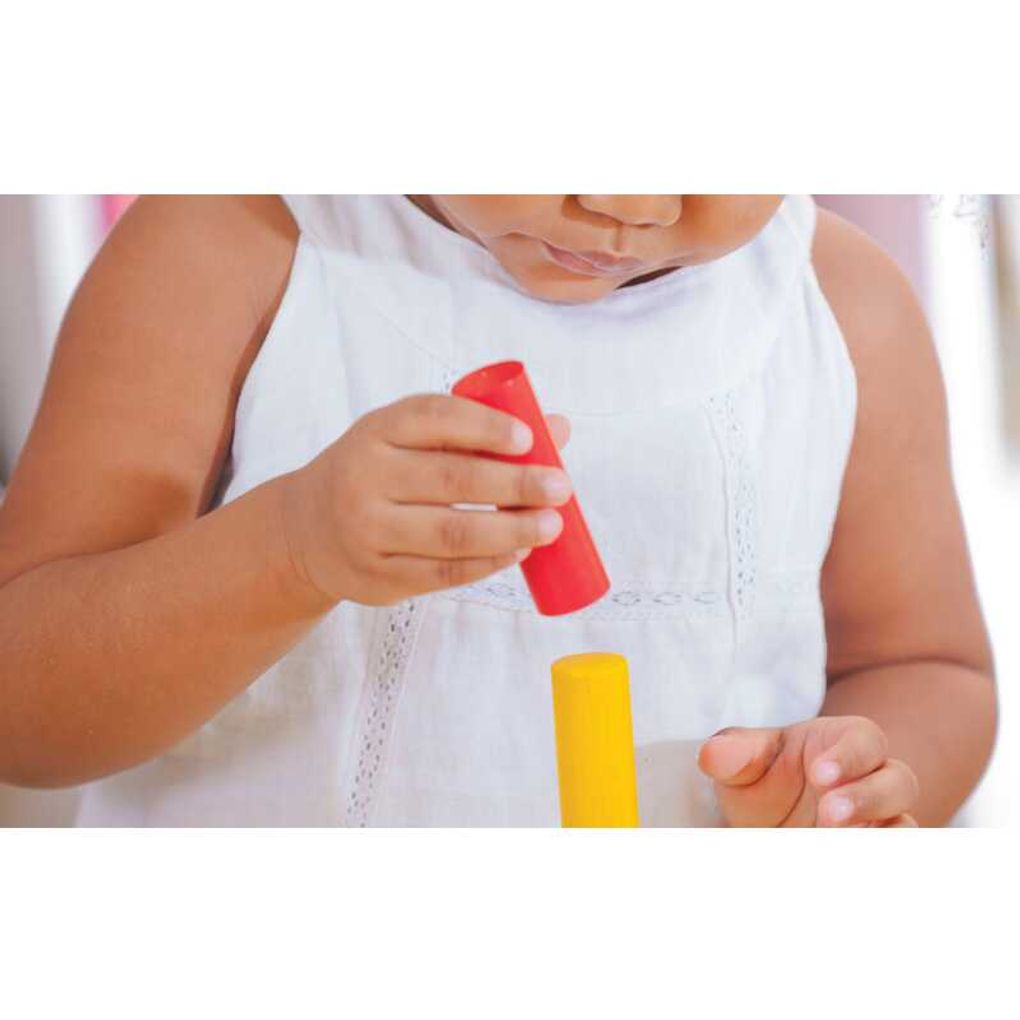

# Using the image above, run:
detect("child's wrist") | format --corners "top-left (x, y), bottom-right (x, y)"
top-left (264, 473), bottom-right (342, 616)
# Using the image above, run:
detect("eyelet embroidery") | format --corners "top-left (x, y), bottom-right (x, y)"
top-left (440, 577), bottom-right (724, 621)
top-left (709, 390), bottom-right (757, 621)
top-left (344, 599), bottom-right (423, 827)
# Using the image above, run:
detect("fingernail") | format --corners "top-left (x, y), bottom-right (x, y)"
top-left (510, 422), bottom-right (533, 454)
top-left (814, 760), bottom-right (841, 786)
top-left (537, 510), bottom-right (563, 542)
top-left (541, 472), bottom-right (572, 504)
top-left (825, 795), bottom-right (854, 824)
top-left (705, 734), bottom-right (755, 780)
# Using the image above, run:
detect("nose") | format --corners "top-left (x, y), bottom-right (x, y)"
top-left (576, 195), bottom-right (683, 228)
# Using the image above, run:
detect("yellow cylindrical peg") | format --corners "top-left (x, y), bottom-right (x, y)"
top-left (551, 653), bottom-right (639, 827)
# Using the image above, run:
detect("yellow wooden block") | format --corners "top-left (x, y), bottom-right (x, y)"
top-left (551, 653), bottom-right (639, 827)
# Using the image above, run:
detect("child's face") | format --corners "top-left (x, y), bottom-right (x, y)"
top-left (421, 195), bottom-right (783, 303)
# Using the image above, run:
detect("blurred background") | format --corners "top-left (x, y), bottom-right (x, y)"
top-left (0, 195), bottom-right (1016, 826)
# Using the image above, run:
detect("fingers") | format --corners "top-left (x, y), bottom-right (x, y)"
top-left (546, 413), bottom-right (571, 450)
top-left (878, 813), bottom-right (919, 828)
top-left (386, 550), bottom-right (527, 593)
top-left (808, 715), bottom-right (888, 790)
top-left (698, 715), bottom-right (921, 829)
top-left (378, 394), bottom-right (534, 456)
top-left (697, 727), bottom-right (785, 787)
top-left (816, 758), bottom-right (920, 827)
top-left (699, 726), bottom-right (812, 827)
top-left (378, 504), bottom-right (564, 560)
top-left (385, 449), bottom-right (572, 509)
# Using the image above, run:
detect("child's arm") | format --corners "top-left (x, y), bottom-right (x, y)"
top-left (0, 196), bottom-right (325, 787)
top-left (814, 209), bottom-right (996, 824)
top-left (699, 209), bottom-right (996, 826)
top-left (0, 197), bottom-right (570, 788)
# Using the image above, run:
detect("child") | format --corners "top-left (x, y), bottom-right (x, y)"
top-left (0, 195), bottom-right (997, 825)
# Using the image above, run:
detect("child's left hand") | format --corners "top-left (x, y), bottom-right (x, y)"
top-left (697, 716), bottom-right (920, 827)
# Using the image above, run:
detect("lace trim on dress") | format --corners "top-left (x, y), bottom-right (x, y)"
top-left (440, 578), bottom-right (725, 620)
top-left (708, 390), bottom-right (757, 622)
top-left (343, 599), bottom-right (424, 827)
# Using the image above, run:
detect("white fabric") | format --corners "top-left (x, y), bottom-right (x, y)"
top-left (76, 195), bottom-right (856, 826)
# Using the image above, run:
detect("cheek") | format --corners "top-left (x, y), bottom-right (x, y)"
top-left (683, 196), bottom-right (784, 256)
top-left (735, 195), bottom-right (784, 236)
top-left (439, 196), bottom-right (563, 239)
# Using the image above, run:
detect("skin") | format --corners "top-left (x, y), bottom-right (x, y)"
top-left (700, 209), bottom-right (997, 826)
top-left (0, 196), bottom-right (996, 826)
top-left (411, 195), bottom-right (782, 303)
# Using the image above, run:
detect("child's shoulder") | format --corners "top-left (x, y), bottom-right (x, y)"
top-left (810, 207), bottom-right (929, 367)
top-left (89, 195), bottom-right (301, 352)
top-left (810, 205), bottom-right (940, 441)
top-left (125, 195), bottom-right (298, 300)
top-left (811, 202), bottom-right (945, 470)
top-left (0, 197), bottom-right (301, 584)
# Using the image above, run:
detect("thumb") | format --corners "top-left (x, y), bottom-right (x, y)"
top-left (698, 726), bottom-right (785, 787)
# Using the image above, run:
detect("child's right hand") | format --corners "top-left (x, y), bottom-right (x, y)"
top-left (278, 394), bottom-right (573, 606)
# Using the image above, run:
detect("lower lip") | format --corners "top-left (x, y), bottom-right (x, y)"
top-left (542, 242), bottom-right (645, 278)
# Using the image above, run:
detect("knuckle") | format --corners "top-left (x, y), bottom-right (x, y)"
top-left (357, 407), bottom-right (396, 446)
top-left (517, 466), bottom-right (539, 505)
top-left (349, 409), bottom-right (377, 438)
top-left (869, 721), bottom-right (889, 759)
top-left (392, 394), bottom-right (437, 433)
top-left (416, 393), bottom-right (452, 426)
top-left (366, 548), bottom-right (390, 575)
top-left (861, 712), bottom-right (884, 735)
top-left (849, 715), bottom-right (887, 758)
top-left (440, 457), bottom-right (472, 498)
top-left (357, 552), bottom-right (385, 585)
top-left (365, 404), bottom-right (391, 429)
top-left (348, 533), bottom-right (381, 573)
top-left (439, 513), bottom-right (471, 554)
top-left (850, 714), bottom-right (879, 737)
top-left (435, 557), bottom-right (464, 588)
top-left (892, 759), bottom-right (921, 805)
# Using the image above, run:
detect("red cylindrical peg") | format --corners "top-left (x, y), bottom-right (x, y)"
top-left (452, 360), bottom-right (610, 616)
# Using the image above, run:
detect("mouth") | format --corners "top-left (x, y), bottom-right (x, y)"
top-left (541, 241), bottom-right (648, 278)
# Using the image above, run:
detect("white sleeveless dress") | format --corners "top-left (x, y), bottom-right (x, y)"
top-left (76, 195), bottom-right (856, 827)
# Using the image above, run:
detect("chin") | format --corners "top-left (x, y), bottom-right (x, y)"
top-left (506, 265), bottom-right (623, 305)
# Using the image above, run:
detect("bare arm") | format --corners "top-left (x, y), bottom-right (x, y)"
top-left (0, 196), bottom-right (334, 787)
top-left (0, 196), bottom-right (572, 789)
top-left (814, 209), bottom-right (997, 825)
